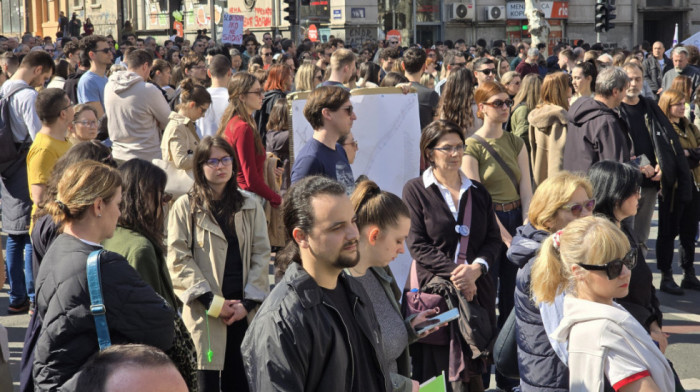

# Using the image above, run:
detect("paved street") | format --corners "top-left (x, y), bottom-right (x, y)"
top-left (2, 210), bottom-right (700, 391)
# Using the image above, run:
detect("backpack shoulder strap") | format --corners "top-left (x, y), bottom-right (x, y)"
top-left (86, 249), bottom-right (111, 351)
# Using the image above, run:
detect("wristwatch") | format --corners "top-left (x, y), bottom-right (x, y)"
top-left (479, 263), bottom-right (488, 277)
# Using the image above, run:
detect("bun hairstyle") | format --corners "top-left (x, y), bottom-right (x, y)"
top-left (350, 179), bottom-right (409, 231)
top-left (530, 216), bottom-right (629, 305)
top-left (177, 77), bottom-right (212, 110)
top-left (45, 161), bottom-right (122, 227)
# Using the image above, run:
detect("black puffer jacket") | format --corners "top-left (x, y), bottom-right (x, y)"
top-left (241, 262), bottom-right (390, 392)
top-left (507, 223), bottom-right (569, 391)
top-left (562, 97), bottom-right (632, 174)
top-left (33, 234), bottom-right (175, 391)
top-left (254, 89), bottom-right (286, 144)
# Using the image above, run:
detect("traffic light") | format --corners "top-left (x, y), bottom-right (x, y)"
top-left (595, 0), bottom-right (606, 33)
top-left (595, 0), bottom-right (616, 33)
top-left (283, 0), bottom-right (296, 24)
top-left (606, 0), bottom-right (616, 31)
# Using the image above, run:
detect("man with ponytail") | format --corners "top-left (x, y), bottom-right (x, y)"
top-left (241, 175), bottom-right (391, 392)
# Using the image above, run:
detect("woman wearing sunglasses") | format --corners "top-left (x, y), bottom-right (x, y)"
top-left (507, 171), bottom-right (594, 391)
top-left (167, 136), bottom-right (270, 392)
top-left (532, 216), bottom-right (674, 392)
top-left (588, 160), bottom-right (667, 354)
top-left (463, 81), bottom-right (533, 390)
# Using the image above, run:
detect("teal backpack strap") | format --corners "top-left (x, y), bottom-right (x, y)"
top-left (87, 249), bottom-right (111, 351)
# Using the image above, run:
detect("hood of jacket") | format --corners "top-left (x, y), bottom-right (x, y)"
top-left (567, 97), bottom-right (616, 128)
top-left (108, 70), bottom-right (144, 94)
top-left (528, 104), bottom-right (568, 133)
top-left (263, 89), bottom-right (285, 108)
top-left (507, 223), bottom-right (550, 268)
top-left (552, 295), bottom-right (630, 342)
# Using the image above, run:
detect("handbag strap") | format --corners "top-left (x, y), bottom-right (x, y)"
top-left (86, 249), bottom-right (111, 351)
top-left (471, 134), bottom-right (520, 195)
top-left (457, 188), bottom-right (473, 264)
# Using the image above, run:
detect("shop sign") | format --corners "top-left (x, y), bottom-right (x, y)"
top-left (506, 1), bottom-right (568, 19)
top-left (308, 24), bottom-right (319, 41)
top-left (333, 9), bottom-right (342, 19)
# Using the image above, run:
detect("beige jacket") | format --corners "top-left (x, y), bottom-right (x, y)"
top-left (166, 193), bottom-right (270, 370)
top-left (161, 112), bottom-right (200, 171)
top-left (527, 104), bottom-right (568, 187)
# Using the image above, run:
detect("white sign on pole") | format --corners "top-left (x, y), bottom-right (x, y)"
top-left (221, 13), bottom-right (244, 45)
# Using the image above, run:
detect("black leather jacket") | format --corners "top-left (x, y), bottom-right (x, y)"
top-left (242, 262), bottom-right (390, 392)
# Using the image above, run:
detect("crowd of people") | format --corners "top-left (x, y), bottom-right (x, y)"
top-left (0, 27), bottom-right (698, 392)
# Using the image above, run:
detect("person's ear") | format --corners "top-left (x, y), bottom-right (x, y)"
top-left (292, 227), bottom-right (309, 248)
top-left (368, 227), bottom-right (381, 245)
top-left (93, 197), bottom-right (104, 218)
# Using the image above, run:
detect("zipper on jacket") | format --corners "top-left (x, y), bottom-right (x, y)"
top-left (323, 300), bottom-right (355, 391)
top-left (351, 295), bottom-right (387, 389)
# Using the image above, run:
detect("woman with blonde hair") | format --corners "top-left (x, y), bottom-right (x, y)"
top-left (500, 71), bottom-right (521, 99)
top-left (509, 73), bottom-right (542, 151)
top-left (295, 62), bottom-right (322, 91)
top-left (217, 72), bottom-right (281, 208)
top-left (33, 161), bottom-right (175, 390)
top-left (531, 216), bottom-right (674, 391)
top-left (508, 171), bottom-right (594, 391)
top-left (527, 72), bottom-right (572, 186)
top-left (656, 89), bottom-right (700, 293)
top-left (670, 75), bottom-right (693, 121)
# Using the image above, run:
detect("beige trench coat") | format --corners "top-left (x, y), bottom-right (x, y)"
top-left (161, 112), bottom-right (200, 171)
top-left (166, 193), bottom-right (270, 370)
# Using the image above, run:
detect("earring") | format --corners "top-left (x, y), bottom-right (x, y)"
top-left (98, 214), bottom-right (102, 217)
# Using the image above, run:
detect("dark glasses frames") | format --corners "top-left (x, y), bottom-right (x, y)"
top-left (483, 99), bottom-right (514, 108)
top-left (205, 156), bottom-right (233, 168)
top-left (477, 68), bottom-right (495, 75)
top-left (578, 248), bottom-right (637, 280)
top-left (561, 199), bottom-right (596, 217)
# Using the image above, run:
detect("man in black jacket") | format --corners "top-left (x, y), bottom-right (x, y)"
top-left (563, 66), bottom-right (632, 174)
top-left (241, 176), bottom-right (390, 392)
top-left (620, 63), bottom-right (695, 294)
top-left (643, 41), bottom-right (673, 100)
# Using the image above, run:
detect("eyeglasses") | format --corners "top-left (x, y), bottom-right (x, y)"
top-left (93, 48), bottom-right (112, 54)
top-left (245, 90), bottom-right (264, 97)
top-left (450, 62), bottom-right (467, 68)
top-left (262, 52), bottom-right (273, 57)
top-left (191, 65), bottom-right (206, 70)
top-left (162, 192), bottom-right (173, 204)
top-left (205, 156), bottom-right (234, 168)
top-left (482, 99), bottom-right (514, 108)
top-left (59, 103), bottom-right (72, 112)
top-left (343, 139), bottom-right (358, 148)
top-left (561, 199), bottom-right (595, 217)
top-left (432, 145), bottom-right (463, 155)
top-left (389, 41), bottom-right (399, 45)
top-left (73, 119), bottom-right (100, 127)
top-left (338, 105), bottom-right (353, 115)
top-left (578, 248), bottom-right (637, 280)
top-left (476, 68), bottom-right (495, 76)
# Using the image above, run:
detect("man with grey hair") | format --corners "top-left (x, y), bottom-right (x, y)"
top-left (563, 66), bottom-right (632, 173)
top-left (661, 45), bottom-right (700, 99)
top-left (643, 41), bottom-right (673, 100)
top-left (515, 47), bottom-right (540, 78)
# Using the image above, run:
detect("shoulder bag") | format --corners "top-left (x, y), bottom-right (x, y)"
top-left (471, 134), bottom-right (520, 195)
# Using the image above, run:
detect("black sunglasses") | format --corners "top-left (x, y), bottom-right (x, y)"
top-left (561, 199), bottom-right (595, 217)
top-left (578, 248), bottom-right (637, 280)
top-left (477, 68), bottom-right (495, 76)
top-left (483, 99), bottom-right (514, 108)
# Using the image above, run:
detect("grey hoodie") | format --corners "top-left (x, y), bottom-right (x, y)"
top-left (104, 70), bottom-right (171, 161)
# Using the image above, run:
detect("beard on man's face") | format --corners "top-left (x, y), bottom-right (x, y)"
top-left (332, 241), bottom-right (360, 269)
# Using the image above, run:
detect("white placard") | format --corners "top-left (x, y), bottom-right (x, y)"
top-left (221, 13), bottom-right (244, 45)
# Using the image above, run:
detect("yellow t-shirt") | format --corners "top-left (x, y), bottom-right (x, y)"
top-left (27, 132), bottom-right (71, 226)
top-left (464, 131), bottom-right (524, 204)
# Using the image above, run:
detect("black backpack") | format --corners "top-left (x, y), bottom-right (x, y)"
top-left (0, 83), bottom-right (32, 167)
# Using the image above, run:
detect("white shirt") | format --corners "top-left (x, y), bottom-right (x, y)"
top-left (1, 80), bottom-right (41, 141)
top-left (422, 167), bottom-right (488, 271)
top-left (196, 87), bottom-right (229, 138)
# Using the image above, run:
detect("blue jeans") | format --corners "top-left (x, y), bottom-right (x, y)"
top-left (5, 233), bottom-right (33, 305)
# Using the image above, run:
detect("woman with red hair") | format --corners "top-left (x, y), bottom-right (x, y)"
top-left (254, 64), bottom-right (293, 144)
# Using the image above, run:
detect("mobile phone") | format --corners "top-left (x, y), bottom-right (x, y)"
top-left (415, 308), bottom-right (460, 335)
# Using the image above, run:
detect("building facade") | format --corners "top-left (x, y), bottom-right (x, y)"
top-left (1, 0), bottom-right (698, 50)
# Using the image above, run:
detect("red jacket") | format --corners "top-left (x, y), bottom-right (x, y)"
top-left (223, 117), bottom-right (282, 207)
